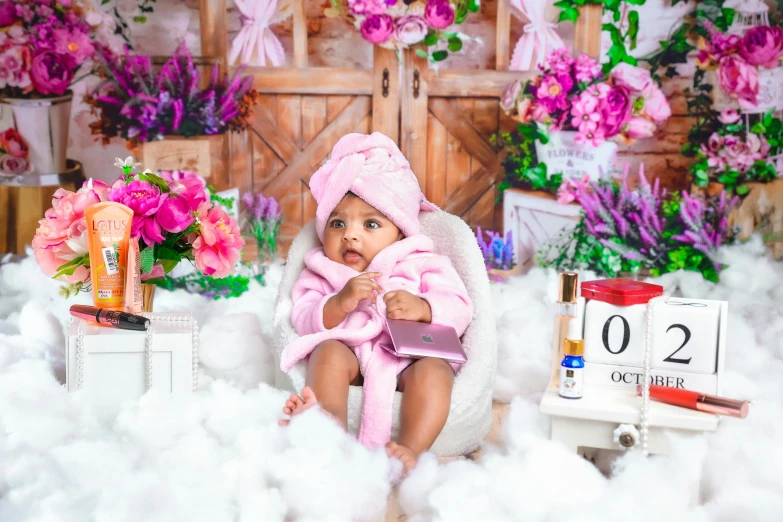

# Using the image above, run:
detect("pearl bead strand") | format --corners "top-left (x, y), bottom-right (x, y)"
top-left (640, 294), bottom-right (668, 457)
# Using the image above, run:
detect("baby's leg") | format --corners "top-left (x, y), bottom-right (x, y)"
top-left (303, 340), bottom-right (361, 429)
top-left (387, 357), bottom-right (454, 470)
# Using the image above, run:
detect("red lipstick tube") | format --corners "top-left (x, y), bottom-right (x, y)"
top-left (69, 305), bottom-right (150, 331)
top-left (637, 385), bottom-right (749, 419)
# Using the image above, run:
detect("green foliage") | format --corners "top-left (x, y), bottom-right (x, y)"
top-left (491, 123), bottom-right (563, 196)
top-left (158, 272), bottom-right (254, 300)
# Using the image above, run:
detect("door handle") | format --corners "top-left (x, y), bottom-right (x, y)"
top-left (413, 69), bottom-right (420, 99)
top-left (382, 68), bottom-right (389, 97)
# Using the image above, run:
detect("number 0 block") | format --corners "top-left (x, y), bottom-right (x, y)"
top-left (583, 300), bottom-right (646, 367)
top-left (650, 298), bottom-right (721, 374)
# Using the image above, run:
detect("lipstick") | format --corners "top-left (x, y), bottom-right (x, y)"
top-left (69, 304), bottom-right (150, 331)
top-left (637, 385), bottom-right (749, 419)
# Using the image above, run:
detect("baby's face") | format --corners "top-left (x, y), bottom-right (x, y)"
top-left (323, 194), bottom-right (402, 272)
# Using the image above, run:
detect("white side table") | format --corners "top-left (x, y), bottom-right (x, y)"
top-left (540, 385), bottom-right (719, 455)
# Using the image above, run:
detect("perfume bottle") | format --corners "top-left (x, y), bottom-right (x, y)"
top-left (550, 272), bottom-right (578, 388)
top-left (559, 339), bottom-right (585, 399)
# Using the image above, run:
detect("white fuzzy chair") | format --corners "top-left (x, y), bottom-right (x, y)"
top-left (271, 211), bottom-right (497, 457)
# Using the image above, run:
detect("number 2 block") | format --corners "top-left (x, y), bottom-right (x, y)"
top-left (650, 298), bottom-right (720, 374)
top-left (583, 300), bottom-right (646, 367)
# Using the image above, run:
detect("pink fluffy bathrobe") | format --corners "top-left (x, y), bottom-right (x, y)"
top-left (279, 132), bottom-right (474, 448)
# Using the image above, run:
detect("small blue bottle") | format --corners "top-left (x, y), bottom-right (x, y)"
top-left (559, 339), bottom-right (585, 399)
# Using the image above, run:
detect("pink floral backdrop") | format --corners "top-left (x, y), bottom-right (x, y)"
top-left (50, 0), bottom-right (778, 184)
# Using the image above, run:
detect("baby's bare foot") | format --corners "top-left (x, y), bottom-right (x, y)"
top-left (386, 441), bottom-right (418, 473)
top-left (278, 386), bottom-right (319, 426)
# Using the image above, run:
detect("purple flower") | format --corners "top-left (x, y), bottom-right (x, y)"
top-left (265, 197), bottom-right (280, 220)
top-left (739, 26), bottom-right (783, 69)
top-left (0, 1), bottom-right (18, 26)
top-left (535, 75), bottom-right (569, 112)
top-left (29, 51), bottom-right (73, 96)
top-left (424, 0), bottom-right (455, 30)
top-left (601, 85), bottom-right (632, 137)
top-left (360, 14), bottom-right (394, 45)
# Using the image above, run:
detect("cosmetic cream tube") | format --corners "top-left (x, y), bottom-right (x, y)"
top-left (85, 202), bottom-right (133, 310)
top-left (550, 272), bottom-right (578, 388)
top-left (124, 237), bottom-right (142, 314)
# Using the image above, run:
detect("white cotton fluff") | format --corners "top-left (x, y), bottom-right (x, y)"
top-left (2, 238), bottom-right (783, 521)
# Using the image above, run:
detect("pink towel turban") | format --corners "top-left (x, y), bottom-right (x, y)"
top-left (309, 132), bottom-right (438, 242)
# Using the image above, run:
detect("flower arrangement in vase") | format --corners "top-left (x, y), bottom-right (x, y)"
top-left (32, 157), bottom-right (245, 297)
top-left (0, 0), bottom-right (117, 99)
top-left (476, 227), bottom-right (517, 282)
top-left (242, 191), bottom-right (281, 262)
top-left (85, 43), bottom-right (259, 147)
top-left (685, 107), bottom-right (782, 195)
top-left (496, 49), bottom-right (672, 193)
top-left (0, 128), bottom-right (31, 175)
top-left (325, 0), bottom-right (479, 63)
top-left (698, 21), bottom-right (783, 112)
top-left (538, 163), bottom-right (739, 283)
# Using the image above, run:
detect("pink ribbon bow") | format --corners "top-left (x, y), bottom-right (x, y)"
top-left (509, 0), bottom-right (565, 71)
top-left (229, 0), bottom-right (285, 67)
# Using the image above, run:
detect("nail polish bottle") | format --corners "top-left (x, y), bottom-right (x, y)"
top-left (559, 339), bottom-right (585, 399)
top-left (550, 272), bottom-right (578, 388)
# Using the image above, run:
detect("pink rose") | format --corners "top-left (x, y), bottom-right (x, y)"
top-left (30, 51), bottom-right (74, 96)
top-left (395, 16), bottom-right (428, 46)
top-left (531, 103), bottom-right (550, 124)
top-left (719, 108), bottom-right (741, 124)
top-left (718, 54), bottom-right (759, 108)
top-left (516, 98), bottom-right (534, 123)
top-left (740, 26), bottom-right (783, 69)
top-left (610, 63), bottom-right (653, 95)
top-left (190, 204), bottom-right (245, 279)
top-left (0, 45), bottom-right (33, 90)
top-left (599, 85), bottom-right (631, 137)
top-left (347, 0), bottom-right (386, 16)
top-left (624, 116), bottom-right (657, 139)
top-left (500, 80), bottom-right (522, 112)
top-left (642, 87), bottom-right (671, 125)
top-left (0, 1), bottom-right (17, 26)
top-left (424, 0), bottom-right (455, 30)
top-left (156, 196), bottom-right (196, 233)
top-left (360, 15), bottom-right (394, 45)
top-left (0, 128), bottom-right (28, 158)
top-left (0, 154), bottom-right (29, 175)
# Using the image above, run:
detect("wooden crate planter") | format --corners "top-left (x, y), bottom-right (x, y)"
top-left (136, 134), bottom-right (229, 187)
top-left (502, 188), bottom-right (582, 274)
top-left (0, 160), bottom-right (84, 254)
top-left (730, 178), bottom-right (783, 259)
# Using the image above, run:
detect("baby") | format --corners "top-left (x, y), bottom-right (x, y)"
top-left (278, 132), bottom-right (474, 471)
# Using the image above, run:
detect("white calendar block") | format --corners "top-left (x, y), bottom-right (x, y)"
top-left (583, 300), bottom-right (647, 367)
top-left (650, 298), bottom-right (722, 374)
top-left (66, 313), bottom-right (196, 418)
top-left (584, 362), bottom-right (718, 394)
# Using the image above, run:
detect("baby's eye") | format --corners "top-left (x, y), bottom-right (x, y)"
top-left (365, 220), bottom-right (380, 229)
top-left (330, 219), bottom-right (345, 228)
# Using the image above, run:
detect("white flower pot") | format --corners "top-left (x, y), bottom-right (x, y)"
top-left (535, 130), bottom-right (618, 181)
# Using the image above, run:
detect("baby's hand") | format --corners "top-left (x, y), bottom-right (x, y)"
top-left (336, 272), bottom-right (383, 314)
top-left (384, 290), bottom-right (432, 323)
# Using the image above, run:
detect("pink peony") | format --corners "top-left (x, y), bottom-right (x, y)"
top-left (0, 45), bottom-right (33, 90)
top-left (642, 87), bottom-right (671, 125)
top-left (109, 179), bottom-right (168, 246)
top-left (624, 116), bottom-right (657, 139)
top-left (424, 0), bottom-right (455, 30)
top-left (30, 51), bottom-right (74, 96)
top-left (360, 15), bottom-right (394, 45)
top-left (395, 16), bottom-right (428, 46)
top-left (574, 54), bottom-right (602, 83)
top-left (0, 128), bottom-right (28, 158)
top-left (600, 85), bottom-right (631, 137)
top-left (52, 28), bottom-right (95, 67)
top-left (0, 154), bottom-right (29, 175)
top-left (500, 80), bottom-right (522, 112)
top-left (190, 204), bottom-right (245, 279)
top-left (610, 63), bottom-right (654, 95)
top-left (156, 195), bottom-right (197, 233)
top-left (718, 54), bottom-right (759, 108)
top-left (0, 1), bottom-right (17, 26)
top-left (739, 26), bottom-right (783, 69)
top-left (698, 22), bottom-right (741, 68)
top-left (347, 0), bottom-right (386, 16)
top-left (159, 169), bottom-right (207, 187)
top-left (719, 108), bottom-right (741, 124)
